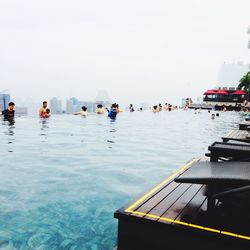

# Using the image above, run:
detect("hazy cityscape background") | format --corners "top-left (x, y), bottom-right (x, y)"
top-left (0, 0), bottom-right (250, 113)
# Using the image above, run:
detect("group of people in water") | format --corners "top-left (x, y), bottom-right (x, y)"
top-left (1, 100), bottom-right (250, 121)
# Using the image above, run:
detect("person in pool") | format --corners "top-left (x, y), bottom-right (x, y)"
top-left (129, 104), bottom-right (134, 112)
top-left (39, 101), bottom-right (49, 118)
top-left (152, 105), bottom-right (159, 113)
top-left (45, 109), bottom-right (51, 116)
top-left (1, 102), bottom-right (15, 120)
top-left (116, 104), bottom-right (122, 113)
top-left (106, 103), bottom-right (118, 119)
top-left (74, 106), bottom-right (88, 117)
top-left (96, 104), bottom-right (105, 114)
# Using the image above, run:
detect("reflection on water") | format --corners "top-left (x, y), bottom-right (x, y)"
top-left (40, 118), bottom-right (50, 142)
top-left (1, 119), bottom-right (15, 152)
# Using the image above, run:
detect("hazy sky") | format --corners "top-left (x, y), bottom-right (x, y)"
top-left (0, 0), bottom-right (249, 105)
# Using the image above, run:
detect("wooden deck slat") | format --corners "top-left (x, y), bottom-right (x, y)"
top-left (159, 184), bottom-right (202, 223)
top-left (174, 185), bottom-right (207, 224)
top-left (134, 181), bottom-right (180, 216)
top-left (142, 183), bottom-right (191, 220)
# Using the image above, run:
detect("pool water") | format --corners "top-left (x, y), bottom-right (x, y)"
top-left (0, 110), bottom-right (242, 249)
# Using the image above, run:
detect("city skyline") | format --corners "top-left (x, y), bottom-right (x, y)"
top-left (0, 1), bottom-right (249, 105)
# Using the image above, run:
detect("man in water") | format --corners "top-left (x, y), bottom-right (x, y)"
top-left (96, 104), bottom-right (105, 114)
top-left (74, 106), bottom-right (88, 116)
top-left (39, 101), bottom-right (50, 118)
top-left (1, 102), bottom-right (15, 120)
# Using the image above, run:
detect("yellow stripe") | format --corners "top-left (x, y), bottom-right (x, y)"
top-left (238, 235), bottom-right (250, 240)
top-left (125, 158), bottom-right (198, 213)
top-left (221, 231), bottom-right (239, 238)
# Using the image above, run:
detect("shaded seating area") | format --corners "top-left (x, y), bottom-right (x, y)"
top-left (175, 161), bottom-right (250, 209)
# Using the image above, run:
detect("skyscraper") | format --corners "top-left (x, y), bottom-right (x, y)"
top-left (0, 94), bottom-right (10, 111)
top-left (49, 97), bottom-right (62, 114)
top-left (66, 97), bottom-right (79, 114)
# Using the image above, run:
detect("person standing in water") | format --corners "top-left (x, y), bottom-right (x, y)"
top-left (74, 106), bottom-right (88, 117)
top-left (1, 102), bottom-right (15, 120)
top-left (129, 104), bottom-right (135, 112)
top-left (96, 104), bottom-right (105, 114)
top-left (106, 103), bottom-right (118, 119)
top-left (39, 101), bottom-right (50, 118)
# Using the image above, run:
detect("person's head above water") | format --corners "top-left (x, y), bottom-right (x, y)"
top-left (42, 101), bottom-right (47, 108)
top-left (111, 103), bottom-right (117, 109)
top-left (153, 105), bottom-right (158, 110)
top-left (97, 104), bottom-right (103, 109)
top-left (8, 102), bottom-right (15, 111)
top-left (81, 106), bottom-right (87, 112)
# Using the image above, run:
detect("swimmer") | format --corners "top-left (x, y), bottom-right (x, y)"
top-left (39, 101), bottom-right (50, 118)
top-left (43, 108), bottom-right (51, 118)
top-left (158, 104), bottom-right (162, 111)
top-left (116, 104), bottom-right (122, 113)
top-left (152, 105), bottom-right (159, 113)
top-left (129, 104), bottom-right (135, 112)
top-left (107, 103), bottom-right (118, 119)
top-left (1, 102), bottom-right (15, 120)
top-left (74, 106), bottom-right (88, 116)
top-left (216, 113), bottom-right (219, 117)
top-left (96, 104), bottom-right (105, 114)
top-left (211, 113), bottom-right (215, 119)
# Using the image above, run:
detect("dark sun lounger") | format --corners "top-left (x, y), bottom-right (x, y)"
top-left (175, 161), bottom-right (250, 209)
top-left (208, 141), bottom-right (250, 162)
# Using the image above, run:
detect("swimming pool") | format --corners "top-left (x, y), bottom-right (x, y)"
top-left (0, 110), bottom-right (242, 249)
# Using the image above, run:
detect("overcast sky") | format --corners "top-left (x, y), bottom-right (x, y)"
top-left (0, 0), bottom-right (249, 105)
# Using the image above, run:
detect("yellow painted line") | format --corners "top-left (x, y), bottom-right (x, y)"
top-left (238, 235), bottom-right (250, 240)
top-left (125, 158), bottom-right (198, 213)
top-left (221, 231), bottom-right (239, 238)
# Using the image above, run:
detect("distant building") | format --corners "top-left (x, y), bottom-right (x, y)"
top-left (0, 94), bottom-right (10, 111)
top-left (50, 97), bottom-right (62, 114)
top-left (76, 101), bottom-right (95, 113)
top-left (217, 62), bottom-right (250, 88)
top-left (15, 107), bottom-right (28, 115)
top-left (66, 97), bottom-right (80, 114)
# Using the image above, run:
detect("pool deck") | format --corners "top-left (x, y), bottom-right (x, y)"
top-left (114, 158), bottom-right (250, 250)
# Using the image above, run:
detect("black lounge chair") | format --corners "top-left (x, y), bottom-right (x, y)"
top-left (175, 161), bottom-right (250, 209)
top-left (239, 122), bottom-right (250, 130)
top-left (207, 141), bottom-right (250, 162)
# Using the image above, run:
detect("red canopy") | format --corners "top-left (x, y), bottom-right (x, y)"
top-left (232, 90), bottom-right (247, 95)
top-left (203, 90), bottom-right (218, 95)
top-left (217, 90), bottom-right (228, 95)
